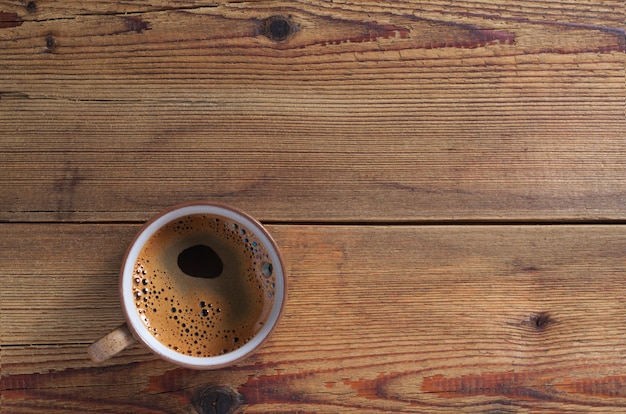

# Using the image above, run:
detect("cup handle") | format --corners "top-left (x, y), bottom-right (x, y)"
top-left (88, 323), bottom-right (137, 363)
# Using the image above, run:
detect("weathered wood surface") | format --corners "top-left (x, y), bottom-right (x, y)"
top-left (2, 0), bottom-right (626, 412)
top-left (1, 0), bottom-right (624, 222)
top-left (2, 224), bottom-right (626, 413)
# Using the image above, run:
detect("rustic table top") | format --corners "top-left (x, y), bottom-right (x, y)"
top-left (1, 0), bottom-right (625, 412)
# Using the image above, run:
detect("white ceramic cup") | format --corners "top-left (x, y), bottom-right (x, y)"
top-left (88, 202), bottom-right (286, 369)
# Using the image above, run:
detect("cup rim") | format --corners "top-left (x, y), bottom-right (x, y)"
top-left (119, 202), bottom-right (286, 369)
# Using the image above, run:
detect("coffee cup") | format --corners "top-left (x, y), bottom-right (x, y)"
top-left (88, 202), bottom-right (286, 369)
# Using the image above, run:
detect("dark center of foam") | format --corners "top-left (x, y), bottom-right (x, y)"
top-left (177, 244), bottom-right (223, 279)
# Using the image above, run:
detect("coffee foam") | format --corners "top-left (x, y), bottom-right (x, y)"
top-left (133, 214), bottom-right (276, 357)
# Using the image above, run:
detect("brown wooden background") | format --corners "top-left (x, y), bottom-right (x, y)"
top-left (1, 0), bottom-right (625, 412)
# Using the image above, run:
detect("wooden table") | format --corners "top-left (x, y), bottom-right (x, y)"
top-left (1, 0), bottom-right (625, 412)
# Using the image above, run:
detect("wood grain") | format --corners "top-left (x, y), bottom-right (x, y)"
top-left (2, 0), bottom-right (626, 412)
top-left (2, 223), bottom-right (626, 412)
top-left (1, 0), bottom-right (624, 222)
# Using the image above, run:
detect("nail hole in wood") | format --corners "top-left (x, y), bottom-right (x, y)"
top-left (26, 1), bottom-right (37, 13)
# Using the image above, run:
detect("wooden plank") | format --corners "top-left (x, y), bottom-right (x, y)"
top-left (1, 2), bottom-right (623, 100)
top-left (2, 223), bottom-right (626, 411)
top-left (1, 0), bottom-right (624, 222)
top-left (1, 98), bottom-right (624, 222)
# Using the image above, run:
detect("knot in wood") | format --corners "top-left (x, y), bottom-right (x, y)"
top-left (192, 385), bottom-right (242, 414)
top-left (44, 35), bottom-right (56, 52)
top-left (530, 312), bottom-right (553, 331)
top-left (26, 1), bottom-right (37, 13)
top-left (259, 15), bottom-right (297, 42)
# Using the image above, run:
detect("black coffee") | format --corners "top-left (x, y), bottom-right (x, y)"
top-left (133, 214), bottom-right (276, 357)
top-left (177, 244), bottom-right (223, 279)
